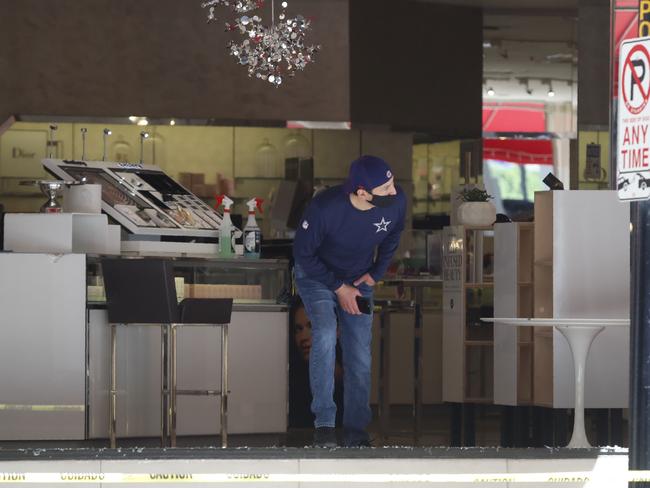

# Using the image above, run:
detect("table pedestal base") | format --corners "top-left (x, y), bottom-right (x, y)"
top-left (557, 325), bottom-right (605, 449)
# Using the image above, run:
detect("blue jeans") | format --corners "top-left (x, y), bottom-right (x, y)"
top-left (294, 264), bottom-right (373, 433)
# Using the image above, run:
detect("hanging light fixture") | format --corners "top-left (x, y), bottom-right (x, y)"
top-left (201, 0), bottom-right (320, 86)
top-left (543, 79), bottom-right (556, 98)
top-left (255, 138), bottom-right (281, 177)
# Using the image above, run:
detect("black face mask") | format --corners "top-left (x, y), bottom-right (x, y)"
top-left (370, 193), bottom-right (397, 208)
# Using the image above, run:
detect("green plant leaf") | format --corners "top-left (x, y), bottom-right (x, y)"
top-left (457, 187), bottom-right (493, 202)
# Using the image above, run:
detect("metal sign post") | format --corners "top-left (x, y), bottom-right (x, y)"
top-left (629, 6), bottom-right (650, 487)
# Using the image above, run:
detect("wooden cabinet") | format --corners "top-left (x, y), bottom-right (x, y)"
top-left (493, 222), bottom-right (534, 406)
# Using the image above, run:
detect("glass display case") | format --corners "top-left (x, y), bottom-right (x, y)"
top-left (86, 257), bottom-right (290, 307)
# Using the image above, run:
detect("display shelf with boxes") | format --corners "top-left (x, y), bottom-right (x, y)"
top-left (442, 225), bottom-right (495, 404)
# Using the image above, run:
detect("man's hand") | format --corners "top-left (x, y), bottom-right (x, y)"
top-left (335, 284), bottom-right (362, 315)
top-left (353, 273), bottom-right (376, 287)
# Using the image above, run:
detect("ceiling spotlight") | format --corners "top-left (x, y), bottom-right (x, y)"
top-left (137, 118), bottom-right (149, 126)
top-left (128, 116), bottom-right (138, 122)
top-left (483, 40), bottom-right (492, 48)
top-left (170, 119), bottom-right (176, 126)
top-left (543, 79), bottom-right (556, 98)
top-left (487, 87), bottom-right (495, 97)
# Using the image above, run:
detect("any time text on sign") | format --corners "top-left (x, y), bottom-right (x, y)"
top-left (617, 37), bottom-right (650, 201)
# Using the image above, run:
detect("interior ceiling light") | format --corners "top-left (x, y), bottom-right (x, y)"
top-left (137, 118), bottom-right (149, 126)
top-left (547, 80), bottom-right (555, 97)
top-left (482, 40), bottom-right (492, 48)
top-left (202, 0), bottom-right (320, 87)
top-left (128, 116), bottom-right (138, 122)
top-left (170, 119), bottom-right (176, 126)
top-left (487, 87), bottom-right (495, 96)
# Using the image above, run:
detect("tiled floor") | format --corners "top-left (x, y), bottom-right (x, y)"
top-left (0, 405), bottom-right (627, 450)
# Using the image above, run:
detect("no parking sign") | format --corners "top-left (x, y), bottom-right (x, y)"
top-left (617, 37), bottom-right (650, 201)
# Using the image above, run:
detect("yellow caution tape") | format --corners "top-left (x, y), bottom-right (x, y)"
top-left (0, 404), bottom-right (84, 412)
top-left (0, 471), bottom-right (649, 483)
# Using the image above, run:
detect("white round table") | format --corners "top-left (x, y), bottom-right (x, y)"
top-left (482, 318), bottom-right (629, 448)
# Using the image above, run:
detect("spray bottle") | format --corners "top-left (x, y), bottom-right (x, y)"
top-left (215, 194), bottom-right (234, 258)
top-left (244, 197), bottom-right (263, 259)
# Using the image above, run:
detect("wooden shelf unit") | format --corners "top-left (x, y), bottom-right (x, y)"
top-left (442, 225), bottom-right (495, 404)
top-left (493, 222), bottom-right (535, 406)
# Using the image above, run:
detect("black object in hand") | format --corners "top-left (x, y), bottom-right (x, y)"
top-left (356, 296), bottom-right (372, 315)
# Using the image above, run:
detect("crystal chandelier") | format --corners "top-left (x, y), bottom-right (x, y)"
top-left (201, 0), bottom-right (319, 86)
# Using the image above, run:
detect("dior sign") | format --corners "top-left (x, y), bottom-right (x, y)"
top-left (12, 147), bottom-right (36, 159)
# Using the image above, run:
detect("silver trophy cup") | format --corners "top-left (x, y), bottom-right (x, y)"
top-left (38, 180), bottom-right (66, 213)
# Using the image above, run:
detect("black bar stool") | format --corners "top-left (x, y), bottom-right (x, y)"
top-left (101, 258), bottom-right (233, 448)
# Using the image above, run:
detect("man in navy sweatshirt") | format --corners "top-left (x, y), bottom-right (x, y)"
top-left (293, 155), bottom-right (406, 447)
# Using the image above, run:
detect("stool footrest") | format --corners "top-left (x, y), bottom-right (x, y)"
top-left (175, 389), bottom-right (223, 396)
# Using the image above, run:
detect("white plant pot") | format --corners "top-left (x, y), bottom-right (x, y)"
top-left (457, 201), bottom-right (496, 227)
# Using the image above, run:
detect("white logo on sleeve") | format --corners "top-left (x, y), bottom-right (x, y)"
top-left (386, 170), bottom-right (392, 178)
top-left (302, 220), bottom-right (309, 230)
top-left (373, 217), bottom-right (391, 233)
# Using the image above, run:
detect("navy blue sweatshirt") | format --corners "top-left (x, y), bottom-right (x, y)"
top-left (293, 185), bottom-right (407, 291)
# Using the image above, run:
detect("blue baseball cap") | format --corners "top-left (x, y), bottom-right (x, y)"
top-left (344, 155), bottom-right (394, 194)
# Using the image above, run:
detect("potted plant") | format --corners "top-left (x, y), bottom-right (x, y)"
top-left (457, 187), bottom-right (496, 227)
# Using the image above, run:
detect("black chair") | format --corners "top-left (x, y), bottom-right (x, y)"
top-left (101, 258), bottom-right (233, 448)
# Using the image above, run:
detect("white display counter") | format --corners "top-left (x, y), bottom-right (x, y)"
top-left (0, 252), bottom-right (289, 440)
top-left (0, 253), bottom-right (87, 439)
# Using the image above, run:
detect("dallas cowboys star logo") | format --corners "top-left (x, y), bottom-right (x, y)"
top-left (373, 217), bottom-right (391, 233)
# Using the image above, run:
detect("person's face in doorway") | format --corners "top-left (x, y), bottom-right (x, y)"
top-left (294, 306), bottom-right (312, 362)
